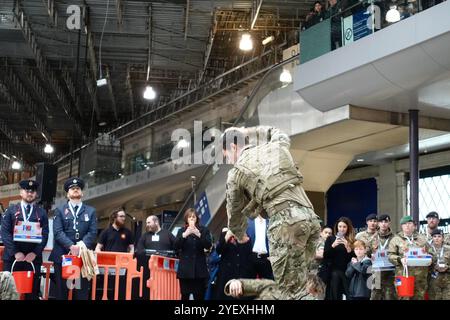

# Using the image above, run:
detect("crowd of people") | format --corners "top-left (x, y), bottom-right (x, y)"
top-left (315, 211), bottom-right (450, 300)
top-left (1, 123), bottom-right (449, 301)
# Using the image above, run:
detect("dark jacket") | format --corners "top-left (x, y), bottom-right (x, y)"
top-left (324, 235), bottom-right (355, 273)
top-left (1, 203), bottom-right (49, 263)
top-left (345, 257), bottom-right (372, 299)
top-left (213, 230), bottom-right (253, 300)
top-left (49, 202), bottom-right (97, 263)
top-left (174, 225), bottom-right (212, 279)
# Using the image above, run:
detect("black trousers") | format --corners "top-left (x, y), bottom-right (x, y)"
top-left (53, 263), bottom-right (90, 300)
top-left (326, 269), bottom-right (349, 300)
top-left (249, 253), bottom-right (274, 280)
top-left (4, 260), bottom-right (41, 300)
top-left (179, 278), bottom-right (207, 300)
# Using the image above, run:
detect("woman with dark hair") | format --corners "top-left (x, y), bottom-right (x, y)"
top-left (323, 217), bottom-right (355, 300)
top-left (174, 208), bottom-right (212, 300)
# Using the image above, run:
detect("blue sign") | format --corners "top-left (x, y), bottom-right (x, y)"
top-left (195, 192), bottom-right (211, 226)
top-left (353, 10), bottom-right (372, 41)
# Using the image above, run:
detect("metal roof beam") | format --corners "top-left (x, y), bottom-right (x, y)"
top-left (105, 66), bottom-right (119, 123)
top-left (116, 0), bottom-right (124, 31)
top-left (126, 65), bottom-right (135, 119)
top-left (13, 1), bottom-right (84, 138)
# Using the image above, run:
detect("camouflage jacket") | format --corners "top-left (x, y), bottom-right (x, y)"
top-left (355, 230), bottom-right (378, 247)
top-left (430, 244), bottom-right (450, 273)
top-left (226, 126), bottom-right (313, 239)
top-left (388, 231), bottom-right (430, 267)
top-left (0, 272), bottom-right (19, 300)
top-left (367, 229), bottom-right (394, 258)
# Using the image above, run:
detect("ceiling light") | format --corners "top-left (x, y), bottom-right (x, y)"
top-left (41, 132), bottom-right (48, 140)
top-left (44, 144), bottom-right (54, 154)
top-left (1, 153), bottom-right (10, 160)
top-left (279, 69), bottom-right (292, 84)
top-left (143, 85), bottom-right (156, 100)
top-left (96, 78), bottom-right (108, 87)
top-left (356, 158), bottom-right (365, 162)
top-left (99, 122), bottom-right (107, 127)
top-left (12, 161), bottom-right (22, 170)
top-left (239, 33), bottom-right (253, 51)
top-left (386, 6), bottom-right (400, 23)
top-left (262, 35), bottom-right (274, 45)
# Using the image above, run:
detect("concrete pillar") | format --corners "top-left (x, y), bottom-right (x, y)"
top-left (377, 163), bottom-right (406, 233)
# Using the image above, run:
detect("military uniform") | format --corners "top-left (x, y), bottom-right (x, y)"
top-left (355, 230), bottom-right (377, 252)
top-left (49, 177), bottom-right (97, 300)
top-left (367, 229), bottom-right (397, 300)
top-left (226, 126), bottom-right (321, 300)
top-left (0, 180), bottom-right (49, 300)
top-left (388, 231), bottom-right (430, 300)
top-left (428, 244), bottom-right (450, 300)
top-left (444, 234), bottom-right (450, 246)
top-left (0, 272), bottom-right (19, 300)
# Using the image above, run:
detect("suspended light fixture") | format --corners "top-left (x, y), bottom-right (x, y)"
top-left (97, 0), bottom-right (110, 87)
top-left (239, 33), bottom-right (253, 51)
top-left (262, 35), bottom-right (274, 46)
top-left (143, 85), bottom-right (156, 100)
top-left (11, 160), bottom-right (22, 170)
top-left (279, 69), bottom-right (292, 84)
top-left (386, 6), bottom-right (401, 23)
top-left (44, 144), bottom-right (54, 154)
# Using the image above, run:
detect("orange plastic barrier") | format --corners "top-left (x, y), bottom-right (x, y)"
top-left (92, 252), bottom-right (143, 300)
top-left (147, 255), bottom-right (180, 300)
top-left (0, 246), bottom-right (4, 271)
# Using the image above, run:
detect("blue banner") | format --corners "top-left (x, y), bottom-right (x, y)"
top-left (195, 192), bottom-right (211, 226)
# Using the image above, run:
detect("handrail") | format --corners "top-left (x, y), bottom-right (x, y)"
top-left (168, 53), bottom-right (300, 230)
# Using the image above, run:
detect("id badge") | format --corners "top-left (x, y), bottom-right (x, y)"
top-left (152, 235), bottom-right (160, 242)
top-left (13, 221), bottom-right (42, 243)
top-left (84, 214), bottom-right (89, 222)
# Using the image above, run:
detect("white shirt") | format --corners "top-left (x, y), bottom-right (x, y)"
top-left (252, 217), bottom-right (268, 254)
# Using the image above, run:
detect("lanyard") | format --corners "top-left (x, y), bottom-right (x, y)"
top-left (20, 203), bottom-right (34, 223)
top-left (68, 202), bottom-right (82, 219)
top-left (405, 234), bottom-right (414, 245)
top-left (432, 245), bottom-right (444, 260)
top-left (378, 235), bottom-right (389, 251)
top-left (68, 202), bottom-right (82, 232)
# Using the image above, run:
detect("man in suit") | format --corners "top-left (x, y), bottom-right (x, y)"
top-left (49, 177), bottom-right (97, 300)
top-left (246, 215), bottom-right (274, 280)
top-left (1, 179), bottom-right (49, 300)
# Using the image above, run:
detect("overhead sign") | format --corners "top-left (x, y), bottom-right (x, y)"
top-left (342, 6), bottom-right (381, 46)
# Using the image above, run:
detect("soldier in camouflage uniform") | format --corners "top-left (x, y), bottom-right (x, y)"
top-left (445, 234), bottom-right (450, 246)
top-left (222, 126), bottom-right (321, 300)
top-left (0, 272), bottom-right (20, 300)
top-left (421, 211), bottom-right (440, 244)
top-left (355, 213), bottom-right (378, 256)
top-left (388, 215), bottom-right (431, 300)
top-left (367, 214), bottom-right (397, 300)
top-left (428, 229), bottom-right (450, 300)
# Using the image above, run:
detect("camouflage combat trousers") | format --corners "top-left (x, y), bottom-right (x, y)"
top-left (370, 271), bottom-right (397, 300)
top-left (395, 266), bottom-right (429, 300)
top-left (0, 272), bottom-right (20, 300)
top-left (237, 205), bottom-right (321, 300)
top-left (428, 273), bottom-right (450, 300)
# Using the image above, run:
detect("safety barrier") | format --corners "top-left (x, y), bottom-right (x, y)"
top-left (92, 251), bottom-right (143, 300)
top-left (147, 255), bottom-right (180, 300)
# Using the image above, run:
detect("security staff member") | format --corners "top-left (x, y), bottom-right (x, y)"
top-left (136, 215), bottom-right (175, 300)
top-left (95, 208), bottom-right (134, 253)
top-left (49, 177), bottom-right (97, 300)
top-left (95, 208), bottom-right (133, 300)
top-left (1, 179), bottom-right (49, 300)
